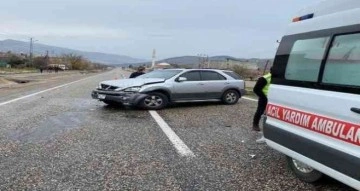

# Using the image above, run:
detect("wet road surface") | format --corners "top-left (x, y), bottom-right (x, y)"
top-left (0, 69), bottom-right (355, 190)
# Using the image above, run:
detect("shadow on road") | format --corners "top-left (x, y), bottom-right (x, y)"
top-left (166, 101), bottom-right (232, 110)
top-left (312, 176), bottom-right (356, 191)
top-left (97, 101), bottom-right (236, 111)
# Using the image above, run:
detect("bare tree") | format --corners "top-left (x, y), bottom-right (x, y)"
top-left (62, 53), bottom-right (89, 70)
top-left (232, 65), bottom-right (258, 80)
top-left (33, 57), bottom-right (48, 69)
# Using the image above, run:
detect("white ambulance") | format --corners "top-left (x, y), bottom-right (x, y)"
top-left (263, 0), bottom-right (360, 190)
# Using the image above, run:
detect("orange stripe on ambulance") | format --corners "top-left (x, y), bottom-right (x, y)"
top-left (267, 104), bottom-right (360, 146)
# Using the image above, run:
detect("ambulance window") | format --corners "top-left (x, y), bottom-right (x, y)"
top-left (285, 37), bottom-right (330, 82)
top-left (323, 33), bottom-right (360, 87)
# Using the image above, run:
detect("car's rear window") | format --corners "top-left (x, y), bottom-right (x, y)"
top-left (223, 71), bottom-right (242, 80)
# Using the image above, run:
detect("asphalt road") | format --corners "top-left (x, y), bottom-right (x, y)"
top-left (0, 69), bottom-right (355, 190)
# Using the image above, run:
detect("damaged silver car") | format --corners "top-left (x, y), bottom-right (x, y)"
top-left (91, 69), bottom-right (246, 109)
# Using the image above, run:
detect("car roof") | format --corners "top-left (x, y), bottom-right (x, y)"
top-left (164, 68), bottom-right (232, 72)
top-left (156, 68), bottom-right (236, 74)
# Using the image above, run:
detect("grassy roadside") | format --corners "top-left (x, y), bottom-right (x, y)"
top-left (0, 68), bottom-right (38, 74)
top-left (244, 80), bottom-right (257, 99)
top-left (245, 87), bottom-right (257, 99)
top-left (0, 68), bottom-right (108, 75)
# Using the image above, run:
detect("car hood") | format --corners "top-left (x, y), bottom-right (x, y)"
top-left (100, 78), bottom-right (165, 89)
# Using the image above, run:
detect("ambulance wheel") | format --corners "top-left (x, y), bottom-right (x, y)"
top-left (287, 156), bottom-right (323, 183)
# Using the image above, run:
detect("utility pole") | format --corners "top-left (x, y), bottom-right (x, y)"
top-left (29, 38), bottom-right (39, 67)
top-left (197, 54), bottom-right (208, 69)
top-left (29, 38), bottom-right (33, 67)
top-left (207, 55), bottom-right (210, 68)
top-left (204, 54), bottom-right (208, 68)
top-left (263, 60), bottom-right (270, 75)
top-left (198, 54), bottom-right (201, 69)
top-left (151, 49), bottom-right (156, 69)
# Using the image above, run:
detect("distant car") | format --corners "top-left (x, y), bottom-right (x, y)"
top-left (91, 69), bottom-right (246, 109)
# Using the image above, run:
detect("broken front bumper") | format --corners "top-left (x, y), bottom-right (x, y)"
top-left (91, 89), bottom-right (147, 106)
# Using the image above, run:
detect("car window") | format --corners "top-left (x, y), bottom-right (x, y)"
top-left (180, 71), bottom-right (201, 81)
top-left (200, 71), bottom-right (226, 81)
top-left (137, 70), bottom-right (183, 79)
top-left (285, 37), bottom-right (330, 82)
top-left (223, 71), bottom-right (241, 80)
top-left (322, 33), bottom-right (360, 87)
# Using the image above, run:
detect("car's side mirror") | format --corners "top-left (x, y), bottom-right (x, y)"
top-left (177, 77), bottom-right (187, 82)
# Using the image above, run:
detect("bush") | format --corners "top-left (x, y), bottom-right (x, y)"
top-left (33, 57), bottom-right (48, 69)
top-left (8, 55), bottom-right (27, 67)
top-left (232, 65), bottom-right (259, 80)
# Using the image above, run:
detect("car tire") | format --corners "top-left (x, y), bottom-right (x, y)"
top-left (140, 92), bottom-right (168, 110)
top-left (287, 156), bottom-right (323, 183)
top-left (222, 90), bottom-right (240, 105)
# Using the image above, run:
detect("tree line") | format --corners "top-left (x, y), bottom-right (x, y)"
top-left (2, 52), bottom-right (108, 70)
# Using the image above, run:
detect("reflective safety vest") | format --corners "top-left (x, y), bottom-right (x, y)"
top-left (262, 73), bottom-right (272, 96)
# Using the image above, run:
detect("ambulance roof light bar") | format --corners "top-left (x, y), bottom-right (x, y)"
top-left (292, 13), bottom-right (314, 22)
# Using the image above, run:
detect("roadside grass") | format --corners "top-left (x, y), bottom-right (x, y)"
top-left (0, 68), bottom-right (38, 74)
top-left (245, 87), bottom-right (257, 99)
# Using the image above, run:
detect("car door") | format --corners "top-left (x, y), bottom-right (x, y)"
top-left (200, 71), bottom-right (227, 99)
top-left (172, 71), bottom-right (206, 100)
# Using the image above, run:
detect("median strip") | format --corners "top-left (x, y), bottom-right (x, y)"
top-left (149, 110), bottom-right (195, 158)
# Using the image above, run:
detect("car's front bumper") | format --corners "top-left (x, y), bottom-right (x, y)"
top-left (91, 89), bottom-right (147, 106)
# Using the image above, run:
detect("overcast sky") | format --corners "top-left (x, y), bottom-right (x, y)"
top-left (0, 0), bottom-right (315, 60)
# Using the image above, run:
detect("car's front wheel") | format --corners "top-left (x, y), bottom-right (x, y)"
top-left (287, 156), bottom-right (323, 183)
top-left (140, 92), bottom-right (168, 110)
top-left (222, 90), bottom-right (240, 105)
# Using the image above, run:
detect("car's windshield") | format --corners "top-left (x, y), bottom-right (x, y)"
top-left (137, 70), bottom-right (183, 79)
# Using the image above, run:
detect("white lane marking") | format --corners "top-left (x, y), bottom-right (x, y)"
top-left (243, 96), bottom-right (257, 102)
top-left (0, 74), bottom-right (99, 107)
top-left (149, 110), bottom-right (195, 158)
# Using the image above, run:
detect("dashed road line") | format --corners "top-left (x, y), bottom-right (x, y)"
top-left (149, 110), bottom-right (195, 158)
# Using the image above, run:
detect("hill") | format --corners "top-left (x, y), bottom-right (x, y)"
top-left (0, 39), bottom-right (146, 65)
top-left (131, 55), bottom-right (272, 69)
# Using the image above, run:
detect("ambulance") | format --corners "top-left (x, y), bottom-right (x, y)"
top-left (263, 0), bottom-right (360, 189)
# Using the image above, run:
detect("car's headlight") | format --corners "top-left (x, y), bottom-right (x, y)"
top-left (123, 86), bottom-right (142, 92)
top-left (97, 83), bottom-right (102, 89)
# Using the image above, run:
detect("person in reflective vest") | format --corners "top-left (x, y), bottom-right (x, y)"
top-left (252, 69), bottom-right (272, 131)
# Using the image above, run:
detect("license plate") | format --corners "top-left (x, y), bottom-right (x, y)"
top-left (98, 94), bottom-right (106, 99)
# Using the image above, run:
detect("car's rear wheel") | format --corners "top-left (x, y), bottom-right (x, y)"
top-left (140, 92), bottom-right (168, 110)
top-left (287, 156), bottom-right (323, 183)
top-left (222, 90), bottom-right (240, 105)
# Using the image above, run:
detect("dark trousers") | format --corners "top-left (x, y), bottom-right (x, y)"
top-left (253, 97), bottom-right (268, 126)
